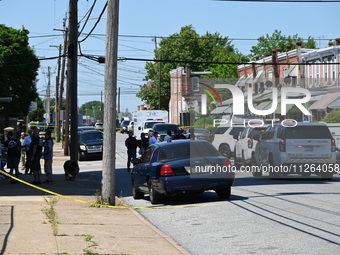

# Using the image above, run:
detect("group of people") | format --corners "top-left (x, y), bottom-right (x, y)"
top-left (125, 129), bottom-right (189, 171)
top-left (3, 129), bottom-right (54, 184)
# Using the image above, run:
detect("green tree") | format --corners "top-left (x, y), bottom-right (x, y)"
top-left (79, 101), bottom-right (104, 121)
top-left (322, 110), bottom-right (340, 123)
top-left (0, 25), bottom-right (40, 117)
top-left (28, 97), bottom-right (44, 122)
top-left (250, 29), bottom-right (317, 59)
top-left (137, 25), bottom-right (248, 109)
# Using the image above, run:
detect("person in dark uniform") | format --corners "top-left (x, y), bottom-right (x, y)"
top-left (125, 132), bottom-right (137, 172)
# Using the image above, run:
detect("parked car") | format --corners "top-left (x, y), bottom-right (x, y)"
top-left (234, 126), bottom-right (267, 171)
top-left (78, 125), bottom-right (96, 132)
top-left (130, 139), bottom-right (235, 204)
top-left (184, 128), bottom-right (214, 143)
top-left (254, 122), bottom-right (336, 179)
top-left (212, 125), bottom-right (245, 158)
top-left (127, 121), bottom-right (134, 133)
top-left (78, 130), bottom-right (103, 161)
top-left (120, 120), bottom-right (131, 133)
top-left (94, 123), bottom-right (104, 130)
top-left (149, 123), bottom-right (180, 141)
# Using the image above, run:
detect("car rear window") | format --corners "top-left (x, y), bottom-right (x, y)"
top-left (157, 142), bottom-right (220, 162)
top-left (154, 124), bottom-right (179, 132)
top-left (284, 126), bottom-right (333, 139)
top-left (144, 121), bottom-right (164, 128)
top-left (229, 127), bottom-right (244, 136)
top-left (250, 127), bottom-right (267, 137)
top-left (214, 127), bottom-right (229, 134)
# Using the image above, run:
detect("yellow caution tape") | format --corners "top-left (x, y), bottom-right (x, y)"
top-left (0, 169), bottom-right (217, 210)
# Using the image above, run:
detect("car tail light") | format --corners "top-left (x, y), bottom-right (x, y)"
top-left (160, 164), bottom-right (174, 176)
top-left (224, 159), bottom-right (232, 167)
top-left (279, 139), bottom-right (286, 152)
top-left (331, 139), bottom-right (336, 152)
top-left (248, 138), bottom-right (253, 149)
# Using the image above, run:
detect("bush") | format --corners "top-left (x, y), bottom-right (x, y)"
top-left (322, 110), bottom-right (340, 123)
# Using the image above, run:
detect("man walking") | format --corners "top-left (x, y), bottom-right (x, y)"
top-left (125, 132), bottom-right (137, 172)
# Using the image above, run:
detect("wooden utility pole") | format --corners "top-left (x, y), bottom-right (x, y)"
top-left (102, 0), bottom-right (119, 205)
top-left (68, 0), bottom-right (78, 161)
top-left (59, 24), bottom-right (68, 144)
top-left (55, 45), bottom-right (62, 141)
top-left (46, 66), bottom-right (51, 124)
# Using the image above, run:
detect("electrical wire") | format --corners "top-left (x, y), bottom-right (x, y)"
top-left (78, 0), bottom-right (97, 36)
top-left (78, 1), bottom-right (107, 43)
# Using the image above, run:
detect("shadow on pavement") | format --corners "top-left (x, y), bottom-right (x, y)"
top-left (0, 171), bottom-right (102, 197)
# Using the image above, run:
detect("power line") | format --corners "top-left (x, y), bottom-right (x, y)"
top-left (78, 2), bottom-right (107, 43)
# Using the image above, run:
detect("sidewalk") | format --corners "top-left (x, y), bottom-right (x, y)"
top-left (0, 143), bottom-right (190, 255)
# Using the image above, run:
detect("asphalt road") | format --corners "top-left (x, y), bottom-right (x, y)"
top-left (113, 133), bottom-right (340, 255)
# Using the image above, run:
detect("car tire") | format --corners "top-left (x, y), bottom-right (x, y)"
top-left (241, 152), bottom-right (248, 167)
top-left (321, 172), bottom-right (333, 180)
top-left (131, 178), bottom-right (144, 199)
top-left (215, 186), bottom-right (231, 199)
top-left (148, 180), bottom-right (162, 204)
top-left (220, 144), bottom-right (231, 159)
top-left (268, 155), bottom-right (281, 179)
top-left (234, 154), bottom-right (241, 169)
top-left (78, 151), bottom-right (84, 161)
top-left (250, 153), bottom-right (262, 177)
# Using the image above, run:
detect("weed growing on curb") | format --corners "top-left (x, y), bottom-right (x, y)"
top-left (42, 196), bottom-right (59, 236)
top-left (90, 191), bottom-right (110, 207)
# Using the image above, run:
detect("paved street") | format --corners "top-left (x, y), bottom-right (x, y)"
top-left (115, 133), bottom-right (340, 255)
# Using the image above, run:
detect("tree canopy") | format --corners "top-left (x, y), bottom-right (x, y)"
top-left (28, 97), bottom-right (44, 122)
top-left (137, 25), bottom-right (248, 109)
top-left (250, 29), bottom-right (317, 59)
top-left (0, 24), bottom-right (40, 118)
top-left (322, 110), bottom-right (340, 123)
top-left (79, 101), bottom-right (104, 121)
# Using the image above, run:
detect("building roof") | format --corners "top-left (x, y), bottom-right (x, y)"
top-left (309, 93), bottom-right (340, 110)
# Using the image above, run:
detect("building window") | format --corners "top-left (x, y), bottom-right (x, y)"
top-left (192, 77), bottom-right (199, 92)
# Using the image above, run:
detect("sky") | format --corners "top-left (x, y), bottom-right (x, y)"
top-left (0, 0), bottom-right (339, 114)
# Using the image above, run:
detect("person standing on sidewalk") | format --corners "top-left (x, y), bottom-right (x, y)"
top-left (30, 129), bottom-right (43, 184)
top-left (4, 131), bottom-right (21, 183)
top-left (125, 132), bottom-right (137, 172)
top-left (23, 130), bottom-right (32, 174)
top-left (43, 130), bottom-right (54, 183)
top-left (20, 132), bottom-right (26, 171)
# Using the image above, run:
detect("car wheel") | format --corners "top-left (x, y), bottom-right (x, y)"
top-left (215, 186), bottom-right (231, 199)
top-left (268, 154), bottom-right (281, 179)
top-left (301, 172), bottom-right (311, 178)
top-left (234, 154), bottom-right (241, 169)
top-left (241, 152), bottom-right (248, 167)
top-left (220, 144), bottom-right (231, 159)
top-left (78, 151), bottom-right (84, 161)
top-left (148, 180), bottom-right (162, 204)
top-left (131, 178), bottom-right (144, 199)
top-left (321, 172), bottom-right (333, 180)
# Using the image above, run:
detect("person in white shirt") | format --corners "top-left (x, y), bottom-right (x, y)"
top-left (163, 130), bottom-right (172, 142)
top-left (149, 132), bottom-right (159, 145)
top-left (22, 130), bottom-right (32, 174)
